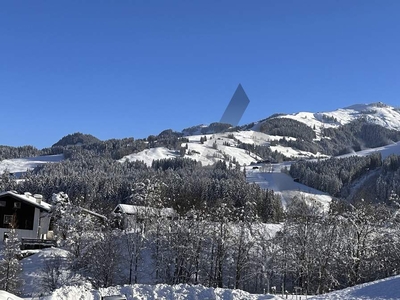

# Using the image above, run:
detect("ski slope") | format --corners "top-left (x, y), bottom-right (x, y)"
top-left (119, 133), bottom-right (400, 210)
top-left (246, 140), bottom-right (400, 209)
top-left (119, 131), bottom-right (319, 167)
top-left (338, 140), bottom-right (400, 160)
top-left (119, 132), bottom-right (263, 166)
top-left (246, 163), bottom-right (332, 209)
top-left (0, 154), bottom-right (64, 177)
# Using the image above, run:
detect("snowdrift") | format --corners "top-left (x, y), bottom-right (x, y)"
top-left (309, 275), bottom-right (400, 300)
top-left (48, 283), bottom-right (281, 300)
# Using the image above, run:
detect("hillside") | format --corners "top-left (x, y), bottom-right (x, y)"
top-left (0, 154), bottom-right (64, 176)
top-left (52, 132), bottom-right (101, 147)
top-left (273, 102), bottom-right (400, 134)
top-left (310, 275), bottom-right (400, 300)
top-left (2, 102), bottom-right (400, 210)
top-left (2, 102), bottom-right (400, 299)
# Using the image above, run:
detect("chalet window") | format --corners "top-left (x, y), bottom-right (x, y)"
top-left (0, 201), bottom-right (6, 207)
top-left (3, 215), bottom-right (13, 225)
top-left (14, 202), bottom-right (21, 209)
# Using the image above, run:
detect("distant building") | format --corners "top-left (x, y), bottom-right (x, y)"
top-left (0, 191), bottom-right (52, 240)
top-left (113, 204), bottom-right (177, 229)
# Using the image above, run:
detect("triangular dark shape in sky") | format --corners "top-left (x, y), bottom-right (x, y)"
top-left (220, 84), bottom-right (250, 126)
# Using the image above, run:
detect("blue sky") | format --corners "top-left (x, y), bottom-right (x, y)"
top-left (1, 1), bottom-right (399, 148)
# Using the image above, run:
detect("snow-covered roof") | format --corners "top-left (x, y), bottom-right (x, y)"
top-left (81, 207), bottom-right (107, 221)
top-left (114, 204), bottom-right (176, 218)
top-left (0, 191), bottom-right (52, 212)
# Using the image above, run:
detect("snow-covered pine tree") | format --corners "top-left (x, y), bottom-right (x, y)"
top-left (0, 226), bottom-right (22, 294)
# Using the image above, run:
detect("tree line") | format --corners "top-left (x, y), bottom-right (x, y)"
top-left (5, 194), bottom-right (399, 297)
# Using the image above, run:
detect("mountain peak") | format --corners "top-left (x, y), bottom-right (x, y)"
top-left (52, 132), bottom-right (101, 147)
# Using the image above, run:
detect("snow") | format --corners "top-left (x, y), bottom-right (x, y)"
top-left (273, 103), bottom-right (400, 138)
top-left (114, 204), bottom-right (176, 218)
top-left (0, 291), bottom-right (24, 300)
top-left (20, 247), bottom-right (72, 297)
top-left (119, 102), bottom-right (400, 168)
top-left (309, 275), bottom-right (400, 300)
top-left (338, 141), bottom-right (400, 160)
top-left (118, 131), bottom-right (315, 168)
top-left (118, 125), bottom-right (400, 210)
top-left (0, 191), bottom-right (52, 211)
top-left (247, 139), bottom-right (400, 209)
top-left (246, 164), bottom-right (331, 209)
top-left (118, 147), bottom-right (180, 166)
top-left (119, 133), bottom-right (263, 167)
top-left (32, 274), bottom-right (400, 299)
top-left (0, 154), bottom-right (64, 176)
top-left (47, 283), bottom-right (282, 300)
top-left (231, 130), bottom-right (294, 145)
top-left (269, 144), bottom-right (322, 159)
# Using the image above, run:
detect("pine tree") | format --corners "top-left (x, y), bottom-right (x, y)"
top-left (0, 227), bottom-right (22, 294)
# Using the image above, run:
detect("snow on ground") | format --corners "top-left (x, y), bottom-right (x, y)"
top-left (0, 154), bottom-right (64, 176)
top-left (40, 274), bottom-right (400, 299)
top-left (229, 130), bottom-right (294, 146)
top-left (0, 291), bottom-right (24, 300)
top-left (246, 165), bottom-right (331, 209)
top-left (247, 139), bottom-right (400, 209)
top-left (119, 132), bottom-right (263, 167)
top-left (338, 141), bottom-right (400, 160)
top-left (119, 131), bottom-right (317, 168)
top-left (270, 145), bottom-right (323, 159)
top-left (20, 247), bottom-right (75, 297)
top-left (273, 103), bottom-right (400, 138)
top-left (46, 283), bottom-right (282, 300)
top-left (309, 275), bottom-right (400, 300)
top-left (118, 147), bottom-right (180, 166)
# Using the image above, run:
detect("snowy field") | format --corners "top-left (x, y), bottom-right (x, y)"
top-left (338, 140), bottom-right (400, 160)
top-left (246, 164), bottom-right (332, 209)
top-left (3, 270), bottom-right (400, 300)
top-left (0, 154), bottom-right (64, 176)
top-left (119, 131), bottom-right (264, 167)
top-left (309, 275), bottom-right (400, 300)
top-left (119, 130), bottom-right (318, 168)
top-left (45, 284), bottom-right (281, 300)
top-left (39, 274), bottom-right (400, 299)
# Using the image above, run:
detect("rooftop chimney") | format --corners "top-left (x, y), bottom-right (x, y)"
top-left (33, 194), bottom-right (43, 204)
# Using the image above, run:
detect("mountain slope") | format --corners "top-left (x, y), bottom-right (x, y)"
top-left (273, 102), bottom-right (400, 136)
top-left (310, 275), bottom-right (400, 299)
top-left (0, 154), bottom-right (64, 176)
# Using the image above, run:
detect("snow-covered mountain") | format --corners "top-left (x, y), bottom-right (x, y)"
top-left (119, 132), bottom-right (265, 167)
top-left (3, 102), bottom-right (400, 209)
top-left (269, 102), bottom-right (400, 136)
top-left (121, 102), bottom-right (400, 166)
top-left (115, 102), bottom-right (400, 209)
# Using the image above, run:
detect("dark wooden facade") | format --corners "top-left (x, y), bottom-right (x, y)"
top-left (0, 195), bottom-right (35, 230)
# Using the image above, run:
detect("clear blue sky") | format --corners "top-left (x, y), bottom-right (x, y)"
top-left (1, 1), bottom-right (399, 149)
